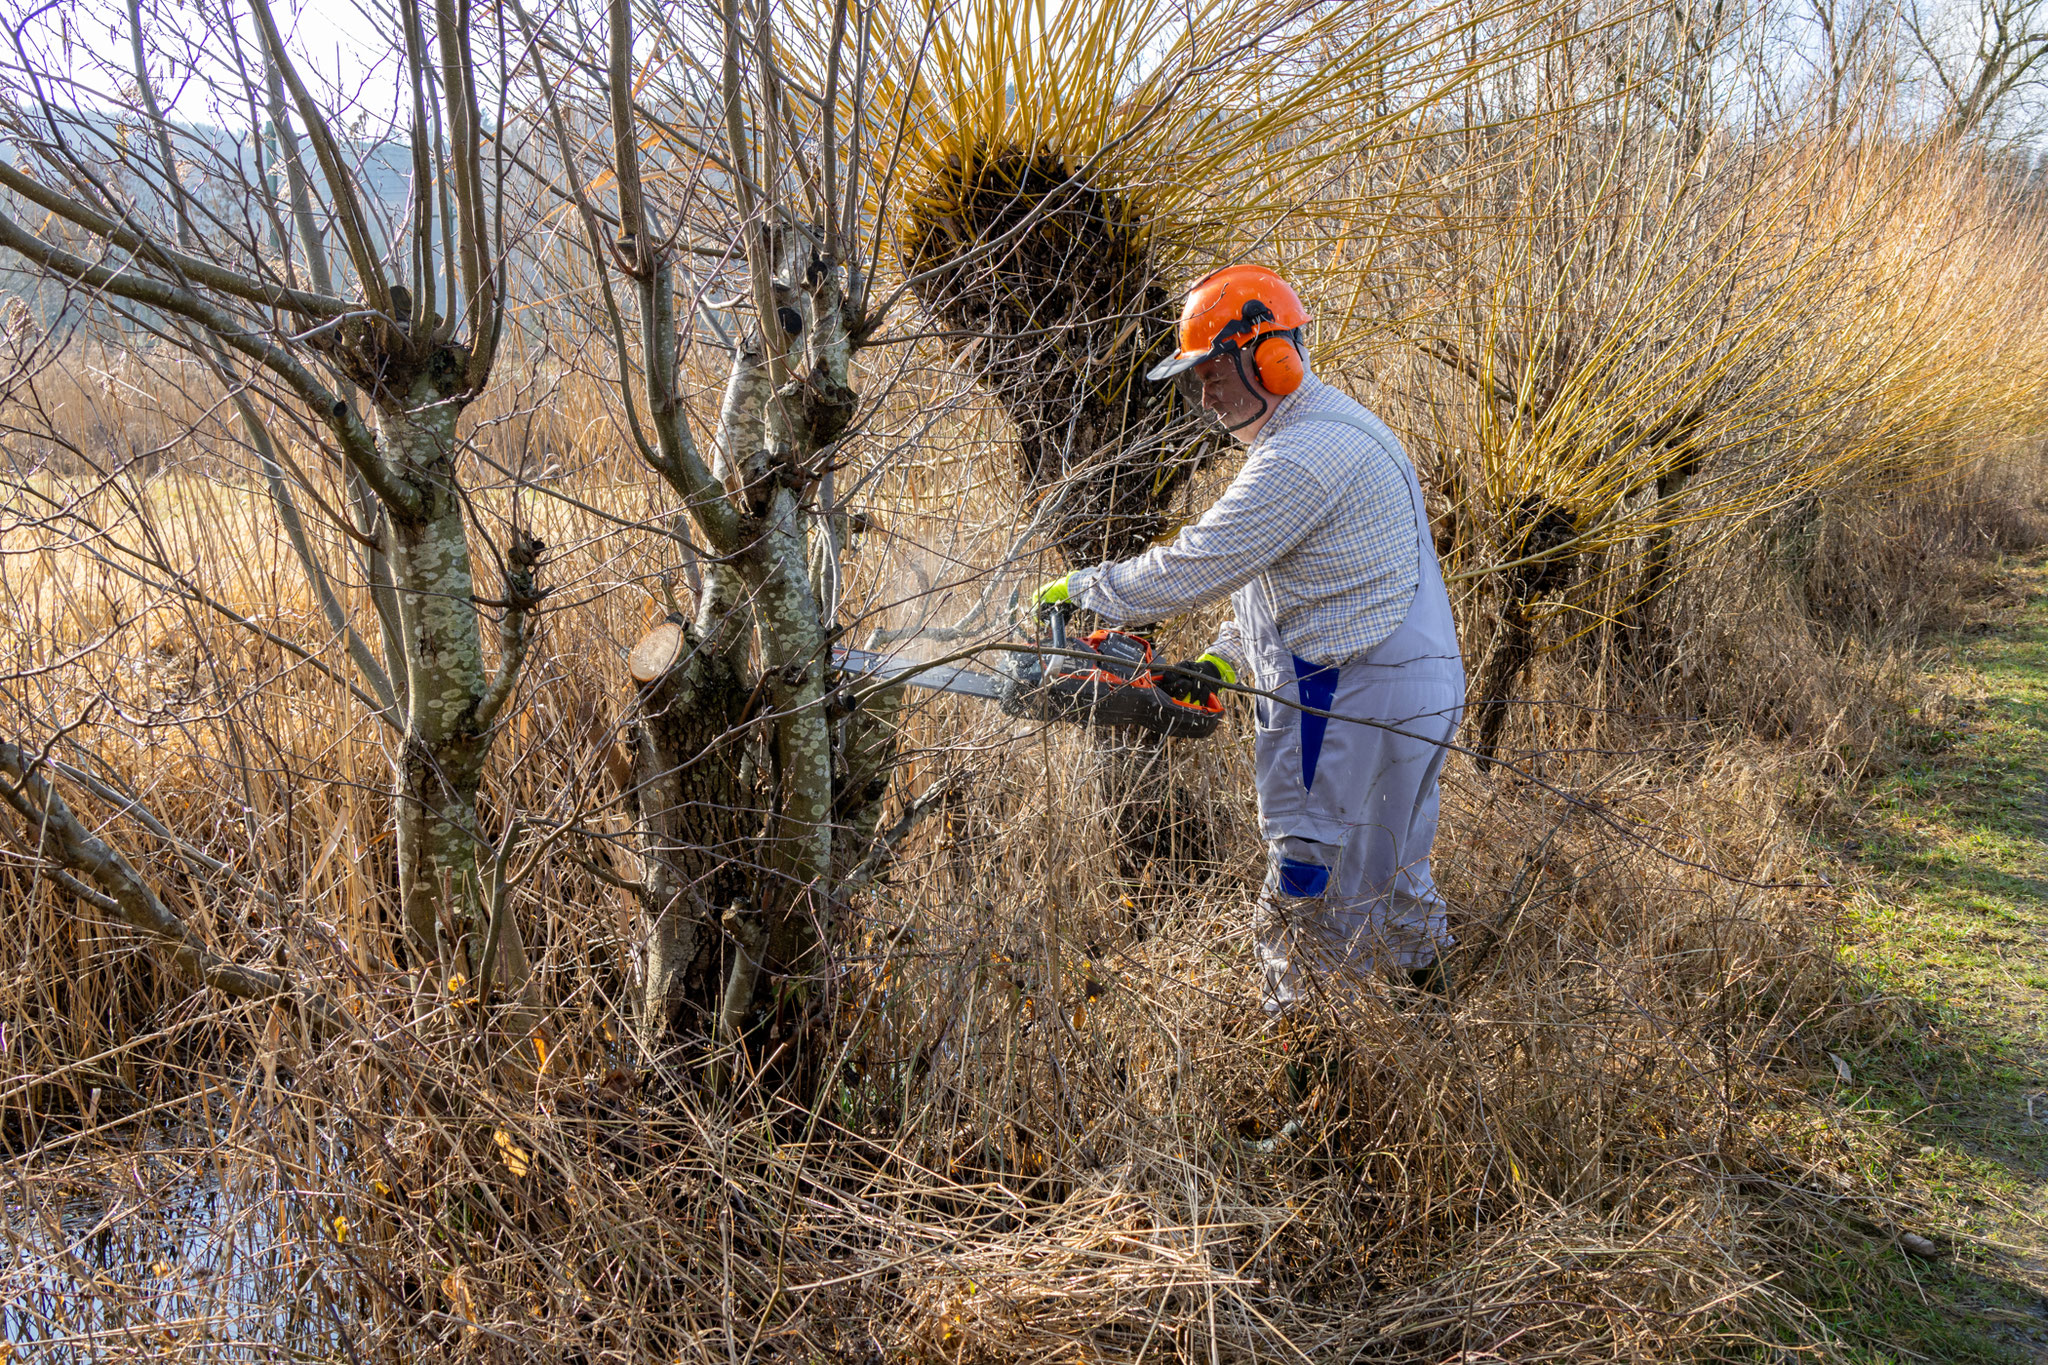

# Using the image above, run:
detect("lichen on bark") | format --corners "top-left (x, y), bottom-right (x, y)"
top-left (369, 357), bottom-right (512, 964)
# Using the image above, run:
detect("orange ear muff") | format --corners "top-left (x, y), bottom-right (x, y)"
top-left (1250, 332), bottom-right (1305, 396)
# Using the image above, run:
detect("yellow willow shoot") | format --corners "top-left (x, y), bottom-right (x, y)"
top-left (842, 0), bottom-right (1568, 271)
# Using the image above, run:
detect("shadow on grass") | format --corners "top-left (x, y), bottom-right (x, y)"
top-left (1801, 566), bottom-right (2048, 1361)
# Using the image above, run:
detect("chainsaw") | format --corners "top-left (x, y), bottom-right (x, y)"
top-left (831, 602), bottom-right (1223, 740)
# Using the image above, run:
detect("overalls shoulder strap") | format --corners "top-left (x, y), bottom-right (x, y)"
top-left (1281, 410), bottom-right (1417, 477)
top-left (1289, 410), bottom-right (1463, 681)
top-left (1287, 411), bottom-right (1397, 442)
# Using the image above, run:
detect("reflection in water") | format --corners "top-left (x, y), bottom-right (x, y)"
top-left (3, 1117), bottom-right (359, 1361)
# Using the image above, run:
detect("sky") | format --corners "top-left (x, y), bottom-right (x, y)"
top-left (13, 0), bottom-right (406, 129)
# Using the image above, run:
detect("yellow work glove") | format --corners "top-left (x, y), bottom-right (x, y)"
top-left (1034, 574), bottom-right (1072, 608)
top-left (1162, 653), bottom-right (1236, 705)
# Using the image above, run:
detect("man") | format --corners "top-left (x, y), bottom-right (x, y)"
top-left (1036, 265), bottom-right (1465, 1011)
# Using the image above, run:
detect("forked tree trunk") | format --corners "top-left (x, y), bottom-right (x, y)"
top-left (575, 0), bottom-right (871, 1056)
top-left (622, 246), bottom-right (862, 1050)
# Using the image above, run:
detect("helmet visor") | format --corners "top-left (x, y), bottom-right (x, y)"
top-left (1145, 349), bottom-right (1208, 383)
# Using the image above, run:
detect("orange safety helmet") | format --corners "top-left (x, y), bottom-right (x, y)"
top-left (1145, 264), bottom-right (1311, 396)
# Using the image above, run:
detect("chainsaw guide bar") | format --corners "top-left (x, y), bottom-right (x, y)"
top-left (828, 647), bottom-right (1008, 701)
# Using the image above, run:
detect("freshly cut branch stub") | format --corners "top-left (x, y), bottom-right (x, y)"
top-left (630, 621), bottom-right (685, 684)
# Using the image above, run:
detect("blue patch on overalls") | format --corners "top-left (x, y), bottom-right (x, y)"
top-left (1277, 858), bottom-right (1330, 898)
top-left (1294, 655), bottom-right (1340, 790)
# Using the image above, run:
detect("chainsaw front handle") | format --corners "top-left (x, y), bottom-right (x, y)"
top-left (1036, 598), bottom-right (1073, 653)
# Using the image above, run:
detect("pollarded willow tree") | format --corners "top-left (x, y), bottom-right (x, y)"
top-left (0, 0), bottom-right (538, 980)
top-left (806, 0), bottom-right (1562, 881)
top-left (881, 0), bottom-right (1539, 566)
top-left (1383, 7), bottom-right (2013, 764)
top-left (508, 0), bottom-right (875, 1049)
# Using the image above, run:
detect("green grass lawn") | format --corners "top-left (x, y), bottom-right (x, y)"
top-left (1817, 557), bottom-right (2048, 1361)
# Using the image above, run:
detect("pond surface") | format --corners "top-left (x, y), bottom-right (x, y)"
top-left (3, 1122), bottom-right (360, 1363)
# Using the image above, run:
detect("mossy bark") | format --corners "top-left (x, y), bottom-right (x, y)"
top-left (372, 358), bottom-right (507, 964)
top-left (628, 236), bottom-right (869, 1051)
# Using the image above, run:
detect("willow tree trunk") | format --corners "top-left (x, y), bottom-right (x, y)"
top-left (1622, 452), bottom-right (1702, 675)
top-left (760, 498), bottom-right (835, 962)
top-left (629, 617), bottom-right (754, 1043)
top-left (623, 233), bottom-right (860, 1051)
top-left (895, 149), bottom-right (1222, 889)
top-left (375, 360), bottom-right (520, 965)
top-left (1471, 497), bottom-right (1577, 772)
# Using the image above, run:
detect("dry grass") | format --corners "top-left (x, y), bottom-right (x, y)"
top-left (1, 357), bottom-right (2016, 1360)
top-left (0, 630), bottom-right (1901, 1360)
top-left (0, 731), bottom-right (1915, 1361)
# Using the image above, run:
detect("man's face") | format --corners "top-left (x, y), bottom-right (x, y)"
top-left (1193, 350), bottom-right (1270, 438)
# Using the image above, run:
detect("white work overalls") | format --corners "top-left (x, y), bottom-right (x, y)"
top-left (1234, 410), bottom-right (1465, 1012)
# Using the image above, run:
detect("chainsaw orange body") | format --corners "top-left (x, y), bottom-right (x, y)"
top-left (997, 606), bottom-right (1223, 740)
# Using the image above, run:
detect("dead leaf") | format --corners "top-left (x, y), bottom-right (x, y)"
top-left (494, 1127), bottom-right (533, 1177)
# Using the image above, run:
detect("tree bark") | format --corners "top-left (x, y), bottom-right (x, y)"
top-left (379, 364), bottom-right (496, 959)
top-left (1471, 496), bottom-right (1577, 772)
top-left (628, 619), bottom-right (755, 1045)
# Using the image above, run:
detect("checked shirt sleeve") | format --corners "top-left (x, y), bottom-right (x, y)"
top-left (1203, 618), bottom-right (1250, 685)
top-left (1068, 453), bottom-right (1332, 624)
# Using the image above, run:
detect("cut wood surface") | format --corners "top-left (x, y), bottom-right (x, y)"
top-left (629, 620), bottom-right (684, 684)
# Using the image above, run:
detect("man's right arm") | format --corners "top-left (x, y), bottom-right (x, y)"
top-left (1068, 450), bottom-right (1333, 625)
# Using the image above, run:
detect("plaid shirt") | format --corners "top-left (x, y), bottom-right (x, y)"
top-left (1069, 373), bottom-right (1422, 675)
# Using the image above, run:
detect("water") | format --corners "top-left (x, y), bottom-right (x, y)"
top-left (3, 1125), bottom-right (360, 1363)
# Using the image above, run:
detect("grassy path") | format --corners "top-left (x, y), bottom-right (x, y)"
top-left (1828, 557), bottom-right (2048, 1361)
